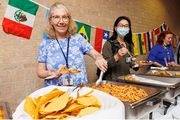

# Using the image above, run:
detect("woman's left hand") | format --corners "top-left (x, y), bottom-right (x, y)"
top-left (95, 57), bottom-right (108, 72)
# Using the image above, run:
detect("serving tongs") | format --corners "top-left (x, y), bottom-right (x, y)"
top-left (95, 61), bottom-right (108, 86)
top-left (120, 43), bottom-right (136, 61)
top-left (67, 82), bottom-right (84, 96)
top-left (95, 71), bottom-right (104, 86)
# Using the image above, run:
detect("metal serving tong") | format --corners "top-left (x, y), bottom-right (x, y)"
top-left (95, 61), bottom-right (108, 86)
top-left (95, 71), bottom-right (104, 86)
top-left (67, 82), bottom-right (84, 96)
top-left (120, 42), bottom-right (136, 61)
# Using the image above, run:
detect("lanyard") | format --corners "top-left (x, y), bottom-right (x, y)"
top-left (56, 37), bottom-right (70, 68)
top-left (162, 45), bottom-right (170, 62)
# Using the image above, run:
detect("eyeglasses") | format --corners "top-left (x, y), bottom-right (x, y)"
top-left (50, 15), bottom-right (69, 22)
top-left (117, 24), bottom-right (129, 28)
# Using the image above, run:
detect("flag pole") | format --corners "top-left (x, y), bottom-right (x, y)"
top-left (29, 0), bottom-right (49, 10)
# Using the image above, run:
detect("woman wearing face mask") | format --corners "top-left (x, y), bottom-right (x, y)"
top-left (102, 16), bottom-right (140, 80)
top-left (147, 30), bottom-right (180, 70)
top-left (37, 2), bottom-right (107, 87)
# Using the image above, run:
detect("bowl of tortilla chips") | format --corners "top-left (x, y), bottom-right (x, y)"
top-left (12, 86), bottom-right (125, 120)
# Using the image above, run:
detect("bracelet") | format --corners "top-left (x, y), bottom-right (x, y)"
top-left (95, 56), bottom-right (103, 61)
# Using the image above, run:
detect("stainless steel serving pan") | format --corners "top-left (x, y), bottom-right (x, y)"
top-left (86, 80), bottom-right (167, 119)
top-left (117, 74), bottom-right (180, 99)
top-left (151, 66), bottom-right (180, 71)
top-left (146, 70), bottom-right (180, 78)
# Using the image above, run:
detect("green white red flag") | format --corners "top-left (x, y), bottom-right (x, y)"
top-left (2, 0), bottom-right (39, 39)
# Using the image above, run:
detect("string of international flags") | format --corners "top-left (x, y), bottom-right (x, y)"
top-left (2, 0), bottom-right (179, 56)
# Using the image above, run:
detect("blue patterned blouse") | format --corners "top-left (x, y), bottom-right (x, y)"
top-left (37, 34), bottom-right (93, 87)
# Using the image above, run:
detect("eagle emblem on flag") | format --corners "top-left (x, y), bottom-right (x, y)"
top-left (14, 10), bottom-right (27, 22)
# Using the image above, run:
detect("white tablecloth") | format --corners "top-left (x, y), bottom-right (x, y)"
top-left (141, 96), bottom-right (180, 120)
top-left (12, 86), bottom-right (125, 120)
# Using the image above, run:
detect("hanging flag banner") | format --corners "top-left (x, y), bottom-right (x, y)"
top-left (143, 33), bottom-right (147, 52)
top-left (166, 24), bottom-right (169, 31)
top-left (154, 27), bottom-right (160, 44)
top-left (160, 23), bottom-right (166, 31)
top-left (147, 31), bottom-right (154, 51)
top-left (94, 28), bottom-right (109, 53)
top-left (151, 31), bottom-right (155, 47)
top-left (2, 0), bottom-right (39, 39)
top-left (154, 27), bottom-right (160, 35)
top-left (138, 34), bottom-right (146, 55)
top-left (132, 34), bottom-right (138, 56)
top-left (75, 21), bottom-right (91, 43)
top-left (1, 0), bottom-right (177, 56)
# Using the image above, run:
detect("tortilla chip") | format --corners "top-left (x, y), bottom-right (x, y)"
top-left (24, 96), bottom-right (36, 119)
top-left (62, 103), bottom-right (85, 113)
top-left (39, 88), bottom-right (65, 105)
top-left (76, 107), bottom-right (100, 117)
top-left (39, 95), bottom-right (60, 115)
top-left (34, 96), bottom-right (42, 106)
top-left (75, 95), bottom-right (102, 107)
top-left (34, 107), bottom-right (39, 119)
top-left (40, 92), bottom-right (69, 114)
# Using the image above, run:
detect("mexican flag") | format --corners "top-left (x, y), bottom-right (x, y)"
top-left (2, 0), bottom-right (39, 39)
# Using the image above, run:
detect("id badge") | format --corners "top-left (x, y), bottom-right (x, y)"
top-left (126, 57), bottom-right (131, 63)
top-left (63, 77), bottom-right (73, 86)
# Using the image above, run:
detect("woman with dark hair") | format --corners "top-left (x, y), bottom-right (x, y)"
top-left (147, 30), bottom-right (180, 70)
top-left (102, 16), bottom-right (140, 80)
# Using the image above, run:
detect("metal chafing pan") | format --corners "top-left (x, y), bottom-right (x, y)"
top-left (146, 70), bottom-right (180, 78)
top-left (163, 66), bottom-right (180, 71)
top-left (117, 74), bottom-right (180, 99)
top-left (151, 66), bottom-right (180, 71)
top-left (86, 80), bottom-right (167, 119)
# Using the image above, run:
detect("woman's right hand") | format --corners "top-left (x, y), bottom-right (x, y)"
top-left (118, 47), bottom-right (128, 57)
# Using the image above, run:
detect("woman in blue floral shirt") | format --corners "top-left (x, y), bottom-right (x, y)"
top-left (37, 2), bottom-right (107, 87)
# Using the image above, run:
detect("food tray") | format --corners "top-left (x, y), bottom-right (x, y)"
top-left (117, 74), bottom-right (180, 99)
top-left (146, 70), bottom-right (180, 78)
top-left (151, 66), bottom-right (180, 71)
top-left (166, 66), bottom-right (180, 71)
top-left (86, 81), bottom-right (166, 119)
